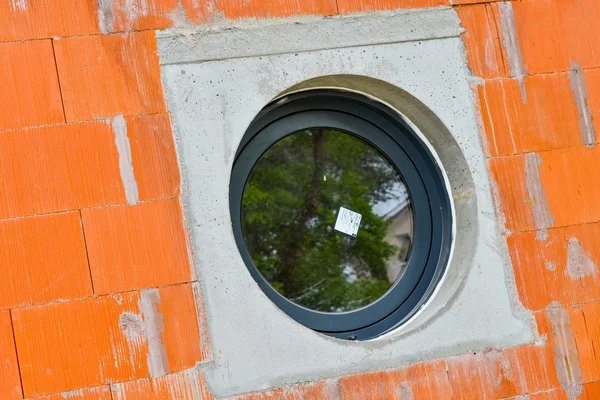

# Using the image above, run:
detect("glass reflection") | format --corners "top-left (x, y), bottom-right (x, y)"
top-left (242, 128), bottom-right (413, 312)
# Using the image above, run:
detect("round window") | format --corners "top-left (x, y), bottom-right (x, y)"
top-left (230, 90), bottom-right (453, 340)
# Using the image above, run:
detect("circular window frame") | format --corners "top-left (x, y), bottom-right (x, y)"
top-left (230, 89), bottom-right (453, 340)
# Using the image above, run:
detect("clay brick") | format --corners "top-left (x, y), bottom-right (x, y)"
top-left (339, 360), bottom-right (451, 400)
top-left (0, 40), bottom-right (63, 131)
top-left (501, 345), bottom-right (560, 397)
top-left (0, 0), bottom-right (100, 41)
top-left (455, 4), bottom-right (507, 79)
top-left (154, 284), bottom-right (207, 371)
top-left (81, 199), bottom-right (192, 295)
top-left (538, 147), bottom-right (600, 228)
top-left (12, 284), bottom-right (203, 397)
top-left (507, 224), bottom-right (600, 311)
top-left (127, 114), bottom-right (180, 201)
top-left (520, 384), bottom-right (600, 400)
top-left (488, 154), bottom-right (533, 234)
top-left (0, 212), bottom-right (91, 310)
top-left (569, 301), bottom-right (600, 383)
top-left (34, 386), bottom-right (112, 400)
top-left (446, 345), bottom-right (558, 399)
top-left (446, 352), bottom-right (493, 399)
top-left (112, 370), bottom-right (213, 400)
top-left (490, 146), bottom-right (600, 234)
top-left (581, 381), bottom-right (600, 399)
top-left (534, 303), bottom-right (600, 399)
top-left (0, 311), bottom-right (22, 400)
top-left (54, 31), bottom-right (166, 122)
top-left (218, 0), bottom-right (337, 19)
top-left (497, 0), bottom-right (600, 74)
top-left (338, 0), bottom-right (447, 13)
top-left (99, 0), bottom-right (180, 33)
top-left (0, 121), bottom-right (126, 219)
top-left (237, 381), bottom-right (339, 400)
top-left (478, 74), bottom-right (583, 157)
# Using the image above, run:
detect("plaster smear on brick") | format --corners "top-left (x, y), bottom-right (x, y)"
top-left (97, 0), bottom-right (115, 34)
top-left (566, 237), bottom-right (598, 280)
top-left (61, 387), bottom-right (110, 398)
top-left (118, 0), bottom-right (151, 31)
top-left (398, 381), bottom-right (414, 400)
top-left (568, 61), bottom-right (596, 148)
top-left (109, 115), bottom-right (139, 205)
top-left (545, 304), bottom-right (583, 400)
top-left (119, 311), bottom-right (144, 371)
top-left (120, 312), bottom-right (144, 340)
top-left (61, 389), bottom-right (84, 398)
top-left (112, 370), bottom-right (207, 399)
top-left (139, 289), bottom-right (169, 377)
top-left (498, 2), bottom-right (527, 104)
top-left (10, 0), bottom-right (26, 12)
top-left (524, 153), bottom-right (555, 240)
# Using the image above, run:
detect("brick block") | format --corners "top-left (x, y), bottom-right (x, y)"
top-left (112, 371), bottom-right (213, 400)
top-left (581, 381), bottom-right (600, 399)
top-left (478, 74), bottom-right (583, 157)
top-left (127, 114), bottom-right (180, 201)
top-left (218, 0), bottom-right (337, 19)
top-left (237, 381), bottom-right (338, 400)
top-left (489, 147), bottom-right (600, 234)
top-left (12, 284), bottom-right (203, 397)
top-left (446, 345), bottom-right (558, 400)
top-left (34, 386), bottom-right (112, 400)
top-left (0, 311), bottom-right (22, 400)
top-left (501, 0), bottom-right (600, 74)
top-left (535, 302), bottom-right (600, 391)
top-left (0, 212), bottom-right (91, 310)
top-left (569, 302), bottom-right (600, 383)
top-left (488, 154), bottom-right (533, 234)
top-left (338, 0), bottom-right (446, 13)
top-left (0, 121), bottom-right (126, 219)
top-left (0, 0), bottom-right (100, 41)
top-left (156, 284), bottom-right (207, 370)
top-left (456, 4), bottom-right (507, 79)
top-left (81, 199), bottom-right (192, 295)
top-left (0, 40), bottom-right (63, 130)
top-left (507, 223), bottom-right (600, 311)
top-left (339, 360), bottom-right (451, 400)
top-left (54, 31), bottom-right (166, 122)
top-left (517, 384), bottom-right (600, 400)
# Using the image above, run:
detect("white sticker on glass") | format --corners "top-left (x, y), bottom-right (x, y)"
top-left (334, 207), bottom-right (362, 237)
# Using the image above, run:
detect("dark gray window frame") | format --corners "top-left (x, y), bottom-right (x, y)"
top-left (229, 90), bottom-right (453, 340)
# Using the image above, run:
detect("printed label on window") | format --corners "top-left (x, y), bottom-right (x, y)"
top-left (334, 207), bottom-right (362, 237)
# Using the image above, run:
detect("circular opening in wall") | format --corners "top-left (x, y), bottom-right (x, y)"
top-left (230, 89), bottom-right (453, 340)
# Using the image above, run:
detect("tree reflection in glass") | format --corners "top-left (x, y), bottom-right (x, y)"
top-left (242, 128), bottom-right (413, 312)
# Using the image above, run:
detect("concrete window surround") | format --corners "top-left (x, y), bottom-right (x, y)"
top-left (157, 7), bottom-right (536, 397)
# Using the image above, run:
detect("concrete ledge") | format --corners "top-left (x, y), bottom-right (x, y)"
top-left (157, 7), bottom-right (461, 65)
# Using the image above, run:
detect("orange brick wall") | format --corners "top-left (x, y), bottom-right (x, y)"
top-left (0, 0), bottom-right (598, 399)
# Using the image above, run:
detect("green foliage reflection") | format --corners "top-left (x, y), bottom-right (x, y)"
top-left (242, 129), bottom-right (409, 312)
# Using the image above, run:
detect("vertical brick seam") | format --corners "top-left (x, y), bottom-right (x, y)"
top-left (8, 310), bottom-right (24, 400)
top-left (79, 210), bottom-right (96, 294)
top-left (50, 39), bottom-right (67, 123)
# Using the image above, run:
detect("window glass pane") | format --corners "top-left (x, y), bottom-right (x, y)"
top-left (242, 128), bottom-right (413, 313)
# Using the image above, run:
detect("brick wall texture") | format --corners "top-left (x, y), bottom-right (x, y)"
top-left (0, 0), bottom-right (598, 399)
